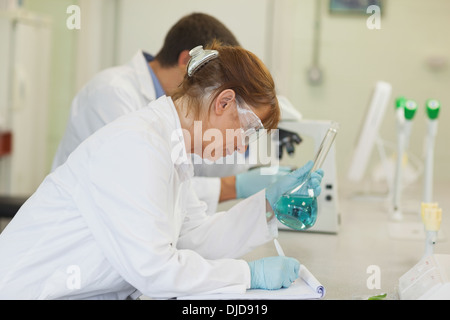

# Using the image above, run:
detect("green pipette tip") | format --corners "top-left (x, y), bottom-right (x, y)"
top-left (395, 96), bottom-right (406, 109)
top-left (426, 99), bottom-right (440, 120)
top-left (404, 99), bottom-right (417, 120)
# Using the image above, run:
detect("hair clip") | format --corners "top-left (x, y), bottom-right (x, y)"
top-left (187, 45), bottom-right (219, 77)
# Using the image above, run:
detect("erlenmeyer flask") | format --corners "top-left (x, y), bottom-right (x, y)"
top-left (274, 122), bottom-right (339, 230)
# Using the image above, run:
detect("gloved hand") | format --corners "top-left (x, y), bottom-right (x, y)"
top-left (248, 256), bottom-right (300, 290)
top-left (235, 166), bottom-right (292, 199)
top-left (265, 161), bottom-right (324, 210)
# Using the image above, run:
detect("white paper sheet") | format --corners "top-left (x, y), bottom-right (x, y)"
top-left (177, 265), bottom-right (326, 300)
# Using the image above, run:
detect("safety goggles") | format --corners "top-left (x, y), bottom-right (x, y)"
top-left (236, 99), bottom-right (264, 146)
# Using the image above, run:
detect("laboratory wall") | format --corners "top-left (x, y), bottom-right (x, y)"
top-left (3, 0), bottom-right (450, 197)
top-left (23, 0), bottom-right (78, 172)
top-left (272, 0), bottom-right (450, 183)
top-left (111, 0), bottom-right (450, 184)
top-left (114, 0), bottom-right (272, 67)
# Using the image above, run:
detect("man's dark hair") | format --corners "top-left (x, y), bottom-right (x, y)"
top-left (155, 13), bottom-right (240, 67)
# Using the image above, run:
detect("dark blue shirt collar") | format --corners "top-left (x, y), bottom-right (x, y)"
top-left (143, 51), bottom-right (165, 99)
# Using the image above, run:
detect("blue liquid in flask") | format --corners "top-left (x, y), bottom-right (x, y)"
top-left (273, 122), bottom-right (338, 231)
top-left (274, 194), bottom-right (318, 230)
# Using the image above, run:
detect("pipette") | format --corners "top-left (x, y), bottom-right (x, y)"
top-left (421, 202), bottom-right (442, 258)
top-left (391, 97), bottom-right (406, 220)
top-left (423, 99), bottom-right (440, 203)
top-left (422, 99), bottom-right (441, 257)
top-left (392, 98), bottom-right (417, 221)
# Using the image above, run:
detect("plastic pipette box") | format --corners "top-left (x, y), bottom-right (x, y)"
top-left (398, 254), bottom-right (450, 300)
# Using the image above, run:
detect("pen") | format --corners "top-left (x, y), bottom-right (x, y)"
top-left (273, 238), bottom-right (285, 257)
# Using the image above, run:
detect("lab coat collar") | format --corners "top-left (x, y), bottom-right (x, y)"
top-left (163, 96), bottom-right (194, 182)
top-left (130, 50), bottom-right (157, 102)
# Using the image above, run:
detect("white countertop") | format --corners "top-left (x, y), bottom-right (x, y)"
top-left (2, 180), bottom-right (447, 300)
top-left (238, 181), bottom-right (450, 300)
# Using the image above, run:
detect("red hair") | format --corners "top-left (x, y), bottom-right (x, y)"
top-left (172, 40), bottom-right (280, 131)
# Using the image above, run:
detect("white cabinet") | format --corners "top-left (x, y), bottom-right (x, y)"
top-left (0, 11), bottom-right (51, 196)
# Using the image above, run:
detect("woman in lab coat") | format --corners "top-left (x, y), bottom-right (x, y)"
top-left (0, 42), bottom-right (321, 299)
top-left (51, 13), bottom-right (245, 215)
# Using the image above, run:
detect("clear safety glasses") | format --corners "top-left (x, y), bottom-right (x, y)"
top-left (236, 100), bottom-right (264, 146)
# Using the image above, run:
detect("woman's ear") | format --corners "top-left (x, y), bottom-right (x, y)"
top-left (214, 89), bottom-right (236, 115)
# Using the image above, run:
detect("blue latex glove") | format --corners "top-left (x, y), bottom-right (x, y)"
top-left (236, 166), bottom-right (292, 199)
top-left (248, 256), bottom-right (300, 290)
top-left (265, 160), bottom-right (324, 210)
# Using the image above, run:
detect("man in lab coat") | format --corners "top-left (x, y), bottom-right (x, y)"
top-left (52, 12), bottom-right (287, 214)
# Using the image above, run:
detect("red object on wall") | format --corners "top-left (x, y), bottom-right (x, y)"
top-left (0, 131), bottom-right (12, 157)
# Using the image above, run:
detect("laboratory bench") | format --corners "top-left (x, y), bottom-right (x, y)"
top-left (0, 182), bottom-right (448, 300)
top-left (239, 181), bottom-right (450, 300)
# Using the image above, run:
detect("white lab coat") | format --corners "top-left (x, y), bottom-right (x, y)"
top-left (52, 51), bottom-right (248, 214)
top-left (52, 51), bottom-right (155, 170)
top-left (0, 96), bottom-right (276, 300)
